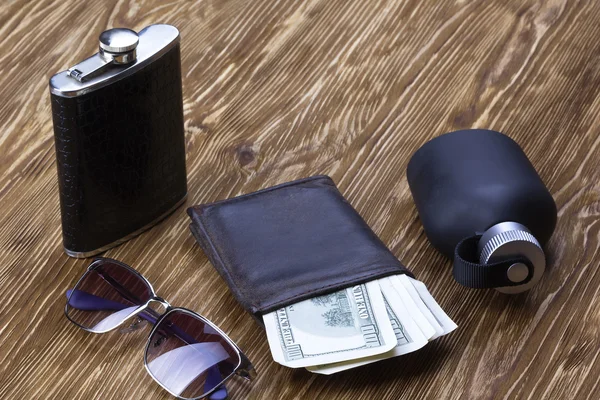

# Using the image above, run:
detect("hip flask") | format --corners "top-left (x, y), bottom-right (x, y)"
top-left (49, 24), bottom-right (187, 257)
top-left (407, 129), bottom-right (557, 293)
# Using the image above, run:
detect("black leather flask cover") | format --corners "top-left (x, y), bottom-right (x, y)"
top-left (49, 25), bottom-right (187, 257)
top-left (187, 175), bottom-right (412, 318)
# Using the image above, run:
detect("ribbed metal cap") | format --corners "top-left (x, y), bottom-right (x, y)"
top-left (478, 222), bottom-right (545, 294)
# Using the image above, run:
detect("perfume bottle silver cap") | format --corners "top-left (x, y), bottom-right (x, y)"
top-left (478, 221), bottom-right (545, 294)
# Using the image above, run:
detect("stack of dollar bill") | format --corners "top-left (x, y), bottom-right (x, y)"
top-left (263, 275), bottom-right (457, 374)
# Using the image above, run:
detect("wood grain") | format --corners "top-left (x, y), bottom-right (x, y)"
top-left (1, 0), bottom-right (599, 398)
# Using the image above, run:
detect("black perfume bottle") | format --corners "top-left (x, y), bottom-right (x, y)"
top-left (49, 25), bottom-right (187, 258)
top-left (407, 129), bottom-right (557, 293)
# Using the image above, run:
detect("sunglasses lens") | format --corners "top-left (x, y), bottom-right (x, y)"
top-left (66, 260), bottom-right (153, 332)
top-left (145, 310), bottom-right (240, 399)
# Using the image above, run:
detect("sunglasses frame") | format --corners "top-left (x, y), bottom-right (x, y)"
top-left (65, 257), bottom-right (255, 400)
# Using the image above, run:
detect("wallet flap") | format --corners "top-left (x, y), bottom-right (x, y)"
top-left (187, 175), bottom-right (412, 319)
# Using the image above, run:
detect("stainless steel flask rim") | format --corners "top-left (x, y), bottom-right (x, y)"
top-left (478, 221), bottom-right (546, 294)
top-left (49, 24), bottom-right (180, 98)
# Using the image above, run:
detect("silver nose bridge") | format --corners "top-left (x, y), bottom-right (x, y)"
top-left (149, 296), bottom-right (171, 311)
top-left (120, 296), bottom-right (170, 334)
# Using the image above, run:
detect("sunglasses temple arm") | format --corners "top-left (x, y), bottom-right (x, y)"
top-left (98, 272), bottom-right (146, 305)
top-left (67, 290), bottom-right (200, 344)
top-left (67, 289), bottom-right (133, 311)
top-left (66, 289), bottom-right (160, 325)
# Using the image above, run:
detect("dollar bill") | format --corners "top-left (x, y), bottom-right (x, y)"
top-left (394, 274), bottom-right (444, 339)
top-left (384, 276), bottom-right (437, 340)
top-left (387, 275), bottom-right (441, 341)
top-left (263, 281), bottom-right (397, 368)
top-left (405, 276), bottom-right (457, 335)
top-left (306, 284), bottom-right (428, 375)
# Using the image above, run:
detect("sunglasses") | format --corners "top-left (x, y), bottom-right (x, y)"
top-left (65, 257), bottom-right (255, 400)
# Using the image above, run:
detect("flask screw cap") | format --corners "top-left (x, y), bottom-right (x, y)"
top-left (478, 222), bottom-right (545, 293)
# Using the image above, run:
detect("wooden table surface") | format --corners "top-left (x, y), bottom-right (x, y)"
top-left (1, 0), bottom-right (600, 399)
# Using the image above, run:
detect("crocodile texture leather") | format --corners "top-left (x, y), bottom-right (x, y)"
top-left (51, 44), bottom-right (187, 255)
top-left (187, 176), bottom-right (413, 319)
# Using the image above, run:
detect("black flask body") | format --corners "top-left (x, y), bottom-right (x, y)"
top-left (50, 25), bottom-right (187, 257)
top-left (407, 129), bottom-right (557, 259)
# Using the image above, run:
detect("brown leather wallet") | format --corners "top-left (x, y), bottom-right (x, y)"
top-left (187, 175), bottom-right (412, 321)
